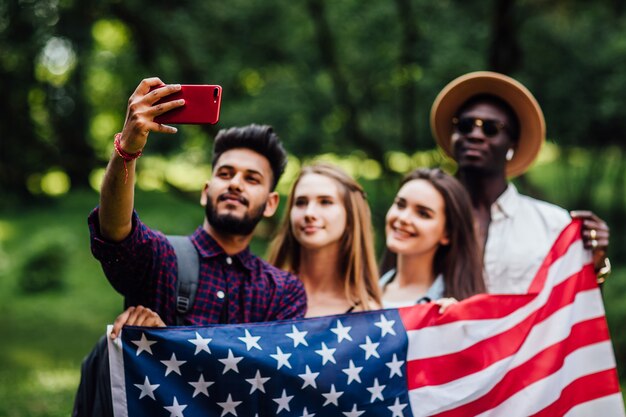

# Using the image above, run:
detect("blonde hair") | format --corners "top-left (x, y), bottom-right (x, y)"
top-left (267, 163), bottom-right (382, 310)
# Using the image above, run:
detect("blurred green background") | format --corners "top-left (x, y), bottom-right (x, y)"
top-left (1, 0), bottom-right (626, 415)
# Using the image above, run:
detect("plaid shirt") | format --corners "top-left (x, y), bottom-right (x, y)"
top-left (88, 209), bottom-right (306, 325)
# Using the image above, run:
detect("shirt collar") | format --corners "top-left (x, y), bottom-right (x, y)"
top-left (190, 226), bottom-right (255, 271)
top-left (381, 269), bottom-right (446, 304)
top-left (491, 183), bottom-right (520, 220)
top-left (426, 274), bottom-right (445, 300)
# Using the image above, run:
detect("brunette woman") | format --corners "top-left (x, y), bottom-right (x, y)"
top-left (380, 168), bottom-right (485, 309)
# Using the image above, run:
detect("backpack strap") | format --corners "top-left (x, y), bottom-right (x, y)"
top-left (166, 235), bottom-right (200, 325)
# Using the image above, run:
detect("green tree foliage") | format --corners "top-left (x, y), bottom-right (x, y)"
top-left (2, 0), bottom-right (624, 181)
top-left (2, 0), bottom-right (624, 180)
top-left (3, 0), bottom-right (625, 250)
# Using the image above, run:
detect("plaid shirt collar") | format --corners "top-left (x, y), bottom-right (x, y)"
top-left (190, 226), bottom-right (255, 272)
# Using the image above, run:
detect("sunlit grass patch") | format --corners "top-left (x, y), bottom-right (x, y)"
top-left (0, 366), bottom-right (79, 417)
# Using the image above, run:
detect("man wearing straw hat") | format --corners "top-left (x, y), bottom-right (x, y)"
top-left (430, 71), bottom-right (611, 293)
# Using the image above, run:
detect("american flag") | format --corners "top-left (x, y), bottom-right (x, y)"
top-left (108, 221), bottom-right (625, 417)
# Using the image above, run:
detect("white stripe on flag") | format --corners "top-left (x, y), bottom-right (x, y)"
top-left (406, 240), bottom-right (587, 361)
top-left (564, 393), bottom-right (626, 417)
top-left (407, 288), bottom-right (606, 416)
top-left (475, 341), bottom-right (618, 417)
top-left (108, 325), bottom-right (128, 417)
top-left (503, 289), bottom-right (605, 370)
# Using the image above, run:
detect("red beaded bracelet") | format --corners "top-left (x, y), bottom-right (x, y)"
top-left (113, 133), bottom-right (143, 184)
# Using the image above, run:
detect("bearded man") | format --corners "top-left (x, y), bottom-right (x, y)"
top-left (89, 78), bottom-right (306, 325)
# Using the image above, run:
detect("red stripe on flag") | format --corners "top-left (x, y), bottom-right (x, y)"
top-left (528, 368), bottom-right (622, 417)
top-left (527, 220), bottom-right (583, 293)
top-left (406, 264), bottom-right (598, 390)
top-left (399, 221), bottom-right (587, 331)
top-left (431, 317), bottom-right (611, 417)
top-left (399, 294), bottom-right (534, 331)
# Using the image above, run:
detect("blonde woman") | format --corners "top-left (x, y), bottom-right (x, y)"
top-left (267, 163), bottom-right (381, 317)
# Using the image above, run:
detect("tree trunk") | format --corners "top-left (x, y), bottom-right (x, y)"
top-left (488, 0), bottom-right (521, 74)
top-left (394, 0), bottom-right (420, 150)
top-left (0, 2), bottom-right (52, 199)
top-left (304, 0), bottom-right (384, 159)
top-left (51, 1), bottom-right (98, 189)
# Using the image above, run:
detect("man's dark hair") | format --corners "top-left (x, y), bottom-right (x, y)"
top-left (211, 124), bottom-right (287, 190)
top-left (456, 93), bottom-right (521, 143)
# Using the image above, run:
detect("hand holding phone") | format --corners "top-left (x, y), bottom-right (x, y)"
top-left (153, 84), bottom-right (222, 125)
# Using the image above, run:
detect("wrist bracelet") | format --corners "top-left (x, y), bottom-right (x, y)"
top-left (113, 133), bottom-right (142, 184)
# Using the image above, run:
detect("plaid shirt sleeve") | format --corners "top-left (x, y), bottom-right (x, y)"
top-left (275, 272), bottom-right (307, 320)
top-left (88, 207), bottom-right (307, 325)
top-left (260, 264), bottom-right (307, 321)
top-left (87, 208), bottom-right (175, 308)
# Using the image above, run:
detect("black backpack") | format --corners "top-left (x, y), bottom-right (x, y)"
top-left (122, 235), bottom-right (200, 324)
top-left (166, 235), bottom-right (200, 325)
top-left (72, 235), bottom-right (200, 417)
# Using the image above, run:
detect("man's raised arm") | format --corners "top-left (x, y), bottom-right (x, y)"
top-left (98, 78), bottom-right (183, 242)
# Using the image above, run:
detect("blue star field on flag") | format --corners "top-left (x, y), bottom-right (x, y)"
top-left (113, 309), bottom-right (413, 417)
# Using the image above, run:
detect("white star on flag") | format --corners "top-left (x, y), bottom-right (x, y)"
top-left (218, 349), bottom-right (243, 374)
top-left (359, 336), bottom-right (380, 360)
top-left (163, 397), bottom-right (187, 417)
top-left (161, 353), bottom-right (186, 376)
top-left (272, 389), bottom-right (294, 413)
top-left (270, 346), bottom-right (292, 369)
top-left (131, 333), bottom-right (157, 356)
top-left (385, 353), bottom-right (404, 378)
top-left (300, 407), bottom-right (315, 417)
top-left (366, 378), bottom-right (385, 402)
top-left (188, 374), bottom-right (214, 398)
top-left (314, 342), bottom-right (336, 365)
top-left (330, 319), bottom-right (352, 343)
top-left (133, 376), bottom-right (159, 400)
top-left (238, 329), bottom-right (262, 351)
top-left (188, 331), bottom-right (212, 355)
top-left (245, 370), bottom-right (270, 394)
top-left (217, 394), bottom-right (241, 417)
top-left (342, 360), bottom-right (363, 384)
top-left (322, 384), bottom-right (344, 406)
top-left (342, 404), bottom-right (365, 417)
top-left (374, 314), bottom-right (396, 337)
top-left (286, 325), bottom-right (308, 347)
top-left (387, 397), bottom-right (408, 417)
top-left (298, 365), bottom-right (320, 389)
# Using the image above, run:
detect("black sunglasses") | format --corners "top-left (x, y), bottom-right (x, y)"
top-left (452, 117), bottom-right (508, 137)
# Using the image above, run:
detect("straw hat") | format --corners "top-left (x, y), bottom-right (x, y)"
top-left (430, 71), bottom-right (545, 177)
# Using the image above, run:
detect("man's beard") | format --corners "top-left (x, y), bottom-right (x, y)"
top-left (205, 194), bottom-right (266, 236)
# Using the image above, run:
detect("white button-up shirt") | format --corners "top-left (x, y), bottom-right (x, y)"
top-left (484, 184), bottom-right (571, 294)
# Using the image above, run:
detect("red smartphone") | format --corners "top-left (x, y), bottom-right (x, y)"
top-left (153, 84), bottom-right (222, 125)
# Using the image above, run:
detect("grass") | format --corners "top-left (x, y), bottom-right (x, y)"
top-left (0, 189), bottom-right (203, 417)
top-left (0, 189), bottom-right (624, 416)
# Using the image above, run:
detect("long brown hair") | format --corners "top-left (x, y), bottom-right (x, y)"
top-left (380, 168), bottom-right (486, 300)
top-left (267, 163), bottom-right (382, 310)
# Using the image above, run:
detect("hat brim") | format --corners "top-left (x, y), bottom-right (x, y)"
top-left (430, 71), bottom-right (545, 177)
